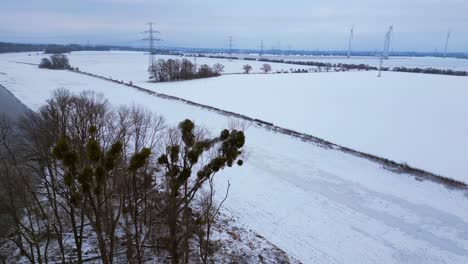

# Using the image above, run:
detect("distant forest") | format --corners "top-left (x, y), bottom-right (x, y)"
top-left (2, 41), bottom-right (467, 59)
top-left (175, 47), bottom-right (468, 59)
top-left (0, 42), bottom-right (48, 53)
top-left (0, 42), bottom-right (146, 54)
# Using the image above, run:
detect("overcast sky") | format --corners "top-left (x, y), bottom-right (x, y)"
top-left (1, 0), bottom-right (467, 51)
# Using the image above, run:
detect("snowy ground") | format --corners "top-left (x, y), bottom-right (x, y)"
top-left (14, 51), bottom-right (467, 183)
top-left (1, 53), bottom-right (468, 263)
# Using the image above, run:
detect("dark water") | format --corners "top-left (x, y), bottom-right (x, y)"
top-left (0, 85), bottom-right (28, 118)
top-left (0, 85), bottom-right (29, 237)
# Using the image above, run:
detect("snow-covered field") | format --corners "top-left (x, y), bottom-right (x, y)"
top-left (6, 51), bottom-right (316, 76)
top-left (1, 53), bottom-right (468, 263)
top-left (16, 51), bottom-right (466, 183)
top-left (308, 56), bottom-right (468, 71)
top-left (149, 71), bottom-right (468, 183)
top-left (240, 54), bottom-right (468, 71)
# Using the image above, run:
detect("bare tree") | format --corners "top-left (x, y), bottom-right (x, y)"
top-left (242, 64), bottom-right (253, 74)
top-left (260, 64), bottom-right (272, 74)
top-left (0, 90), bottom-right (247, 264)
top-left (212, 63), bottom-right (225, 75)
top-left (118, 106), bottom-right (165, 264)
top-left (180, 59), bottom-right (194, 80)
top-left (197, 179), bottom-right (230, 264)
top-left (149, 59), bottom-right (221, 82)
top-left (0, 115), bottom-right (53, 264)
top-left (157, 120), bottom-right (245, 264)
top-left (227, 118), bottom-right (252, 132)
top-left (39, 54), bottom-right (70, 69)
top-left (10, 90), bottom-right (125, 264)
top-left (197, 65), bottom-right (213, 78)
top-left (38, 58), bottom-right (52, 69)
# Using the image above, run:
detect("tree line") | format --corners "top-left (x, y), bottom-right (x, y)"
top-left (0, 89), bottom-right (245, 264)
top-left (0, 42), bottom-right (48, 53)
top-left (0, 42), bottom-right (148, 54)
top-left (256, 58), bottom-right (468, 76)
top-left (149, 59), bottom-right (224, 82)
top-left (257, 58), bottom-right (378, 71)
top-left (391, 66), bottom-right (467, 76)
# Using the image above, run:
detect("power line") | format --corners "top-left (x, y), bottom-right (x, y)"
top-left (260, 40), bottom-right (264, 57)
top-left (227, 36), bottom-right (233, 61)
top-left (193, 54), bottom-right (197, 73)
top-left (142, 22), bottom-right (161, 68)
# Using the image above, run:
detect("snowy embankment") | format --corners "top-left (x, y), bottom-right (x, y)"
top-left (41, 51), bottom-right (468, 184)
top-left (1, 53), bottom-right (468, 263)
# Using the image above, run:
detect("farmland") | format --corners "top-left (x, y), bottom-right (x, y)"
top-left (49, 51), bottom-right (468, 183)
top-left (1, 51), bottom-right (468, 263)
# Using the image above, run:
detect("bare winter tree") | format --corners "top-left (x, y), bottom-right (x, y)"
top-left (149, 59), bottom-right (221, 82)
top-left (118, 106), bottom-right (165, 264)
top-left (0, 89), bottom-right (246, 264)
top-left (197, 179), bottom-right (230, 264)
top-left (38, 58), bottom-right (52, 69)
top-left (0, 115), bottom-right (53, 264)
top-left (157, 120), bottom-right (245, 264)
top-left (1, 90), bottom-right (132, 263)
top-left (212, 63), bottom-right (225, 75)
top-left (180, 59), bottom-right (195, 80)
top-left (243, 64), bottom-right (253, 74)
top-left (45, 93), bottom-right (166, 264)
top-left (260, 64), bottom-right (272, 74)
top-left (39, 54), bottom-right (70, 69)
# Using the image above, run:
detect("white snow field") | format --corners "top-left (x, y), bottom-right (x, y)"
top-left (1, 54), bottom-right (468, 264)
top-left (148, 71), bottom-right (468, 183)
top-left (240, 54), bottom-right (468, 71)
top-left (304, 56), bottom-right (468, 71)
top-left (10, 51), bottom-right (314, 76)
top-left (23, 51), bottom-right (467, 183)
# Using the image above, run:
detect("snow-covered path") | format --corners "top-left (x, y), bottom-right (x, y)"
top-left (1, 55), bottom-right (468, 263)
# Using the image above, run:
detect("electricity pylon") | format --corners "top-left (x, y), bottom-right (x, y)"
top-left (142, 22), bottom-right (161, 68)
top-left (260, 40), bottom-right (264, 57)
top-left (228, 36), bottom-right (233, 60)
